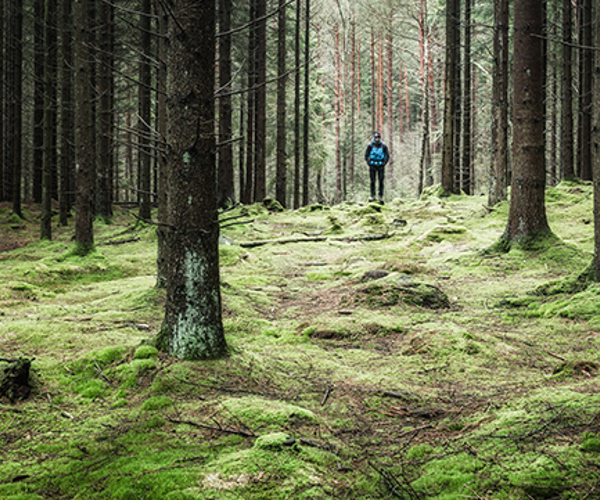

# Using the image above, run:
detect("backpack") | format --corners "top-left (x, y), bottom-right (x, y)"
top-left (369, 144), bottom-right (386, 166)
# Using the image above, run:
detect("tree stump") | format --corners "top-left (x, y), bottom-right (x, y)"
top-left (0, 358), bottom-right (32, 402)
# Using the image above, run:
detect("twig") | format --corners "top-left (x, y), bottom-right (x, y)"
top-left (546, 350), bottom-right (567, 362)
top-left (321, 383), bottom-right (331, 406)
top-left (167, 417), bottom-right (257, 438)
top-left (92, 357), bottom-right (112, 385)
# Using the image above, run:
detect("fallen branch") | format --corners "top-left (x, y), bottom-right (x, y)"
top-left (239, 232), bottom-right (394, 248)
top-left (167, 417), bottom-right (257, 438)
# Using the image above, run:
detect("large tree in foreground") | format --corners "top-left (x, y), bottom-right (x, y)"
top-left (501, 0), bottom-right (551, 246)
top-left (156, 0), bottom-right (227, 360)
top-left (592, 0), bottom-right (600, 280)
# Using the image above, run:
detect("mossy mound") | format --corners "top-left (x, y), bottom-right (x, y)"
top-left (352, 281), bottom-right (450, 309)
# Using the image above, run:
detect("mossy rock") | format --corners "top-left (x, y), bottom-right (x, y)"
top-left (262, 198), bottom-right (284, 212)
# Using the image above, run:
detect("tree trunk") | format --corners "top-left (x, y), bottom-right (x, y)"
top-left (350, 15), bottom-right (356, 187)
top-left (334, 21), bottom-right (341, 202)
top-left (489, 0), bottom-right (509, 206)
top-left (138, 0), bottom-right (152, 221)
top-left (97, 0), bottom-right (112, 220)
top-left (157, 0), bottom-right (227, 360)
top-left (156, 1), bottom-right (168, 288)
top-left (386, 28), bottom-right (394, 188)
top-left (74, 0), bottom-right (95, 254)
top-left (33, 0), bottom-right (44, 204)
top-left (254, 0), bottom-right (266, 202)
top-left (41, 0), bottom-right (58, 239)
top-left (59, 0), bottom-right (74, 226)
top-left (10, 0), bottom-right (22, 218)
top-left (275, 0), bottom-right (287, 208)
top-left (301, 0), bottom-right (310, 206)
top-left (218, 0), bottom-right (234, 208)
top-left (503, 0), bottom-right (551, 245)
top-left (293, 0), bottom-right (301, 209)
top-left (579, 0), bottom-right (592, 181)
top-left (243, 0), bottom-right (255, 205)
top-left (562, 0), bottom-right (574, 179)
top-left (441, 0), bottom-right (457, 194)
top-left (461, 0), bottom-right (471, 195)
top-left (591, 0), bottom-right (600, 280)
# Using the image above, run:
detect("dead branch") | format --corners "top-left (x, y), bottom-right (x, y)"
top-left (167, 417), bottom-right (257, 438)
top-left (239, 233), bottom-right (394, 248)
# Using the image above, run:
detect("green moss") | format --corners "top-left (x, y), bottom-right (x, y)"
top-left (406, 443), bottom-right (435, 459)
top-left (141, 396), bottom-right (173, 411)
top-left (134, 345), bottom-right (159, 359)
top-left (221, 396), bottom-right (315, 429)
top-left (254, 432), bottom-right (292, 450)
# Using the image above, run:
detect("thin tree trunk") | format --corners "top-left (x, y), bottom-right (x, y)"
top-left (370, 29), bottom-right (375, 134)
top-left (489, 0), bottom-right (509, 206)
top-left (59, 0), bottom-right (74, 226)
top-left (275, 0), bottom-right (287, 207)
top-left (591, 0), bottom-right (600, 279)
top-left (462, 0), bottom-right (471, 195)
top-left (42, 0), bottom-right (58, 238)
top-left (441, 0), bottom-right (457, 194)
top-left (562, 0), bottom-right (574, 179)
top-left (218, 0), bottom-right (234, 208)
top-left (334, 21), bottom-right (341, 202)
top-left (293, 0), bottom-right (300, 208)
top-left (243, 0), bottom-right (255, 204)
top-left (254, 0), bottom-right (266, 202)
top-left (302, 0), bottom-right (310, 206)
top-left (156, 0), bottom-right (168, 288)
top-left (74, 0), bottom-right (95, 253)
top-left (350, 14), bottom-right (356, 187)
top-left (33, 0), bottom-right (44, 204)
top-left (579, 0), bottom-right (592, 180)
top-left (138, 0), bottom-right (152, 221)
top-left (97, 0), bottom-right (112, 220)
top-left (386, 28), bottom-right (394, 188)
top-left (10, 0), bottom-right (22, 217)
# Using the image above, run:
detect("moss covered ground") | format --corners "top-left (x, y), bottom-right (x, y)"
top-left (1, 181), bottom-right (600, 499)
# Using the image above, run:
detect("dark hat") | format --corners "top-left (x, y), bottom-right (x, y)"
top-left (374, 132), bottom-right (381, 138)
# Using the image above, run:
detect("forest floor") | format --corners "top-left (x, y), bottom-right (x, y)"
top-left (1, 182), bottom-right (600, 499)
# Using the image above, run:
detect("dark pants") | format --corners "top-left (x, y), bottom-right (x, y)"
top-left (369, 164), bottom-right (385, 199)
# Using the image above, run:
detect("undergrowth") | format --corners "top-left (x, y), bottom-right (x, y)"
top-left (1, 183), bottom-right (600, 499)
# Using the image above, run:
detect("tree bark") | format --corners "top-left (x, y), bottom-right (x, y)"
top-left (293, 0), bottom-right (301, 208)
top-left (592, 0), bottom-right (600, 280)
top-left (33, 0), bottom-right (44, 205)
top-left (138, 0), bottom-right (152, 221)
top-left (578, 0), bottom-right (592, 181)
top-left (157, 0), bottom-right (227, 360)
top-left (275, 0), bottom-right (287, 208)
top-left (218, 0), bottom-right (234, 208)
top-left (503, 0), bottom-right (551, 245)
top-left (156, 1), bottom-right (168, 288)
top-left (562, 0), bottom-right (574, 179)
top-left (441, 0), bottom-right (457, 194)
top-left (41, 0), bottom-right (58, 239)
top-left (461, 0), bottom-right (472, 195)
top-left (59, 0), bottom-right (74, 226)
top-left (254, 0), bottom-right (267, 202)
top-left (489, 0), bottom-right (509, 206)
top-left (74, 0), bottom-right (95, 254)
top-left (302, 0), bottom-right (310, 206)
top-left (97, 0), bottom-right (113, 220)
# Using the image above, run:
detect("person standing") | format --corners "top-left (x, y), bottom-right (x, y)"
top-left (364, 132), bottom-right (390, 203)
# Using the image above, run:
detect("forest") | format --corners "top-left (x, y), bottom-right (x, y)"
top-left (2, 0), bottom-right (600, 498)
